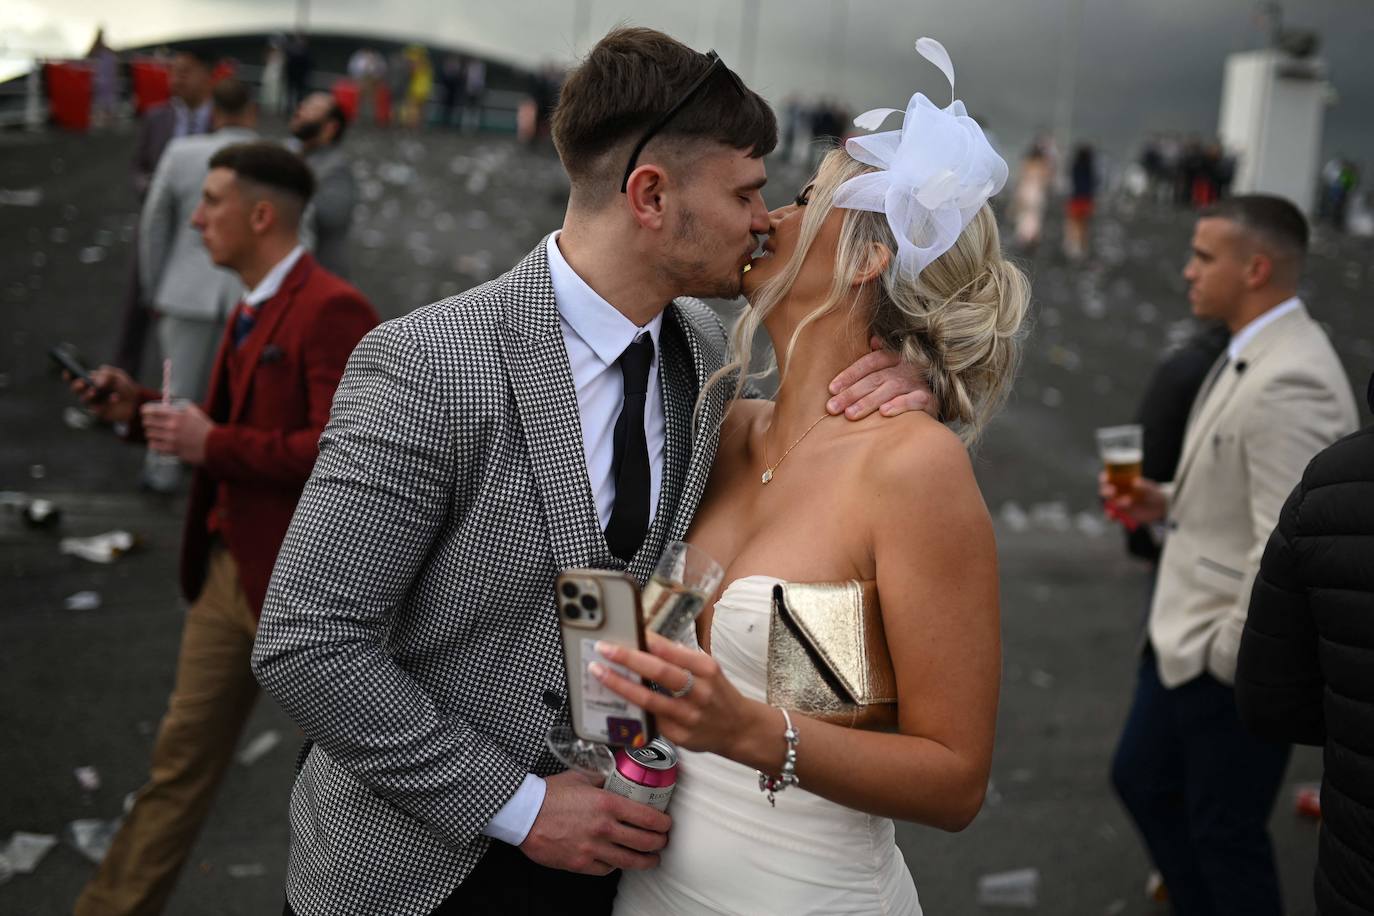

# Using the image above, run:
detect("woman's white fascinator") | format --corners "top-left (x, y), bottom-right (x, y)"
top-left (833, 37), bottom-right (1008, 281)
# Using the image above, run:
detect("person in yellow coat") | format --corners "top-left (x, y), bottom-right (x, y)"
top-left (402, 44), bottom-right (433, 128)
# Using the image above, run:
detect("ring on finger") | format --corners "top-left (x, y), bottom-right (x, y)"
top-left (671, 670), bottom-right (694, 698)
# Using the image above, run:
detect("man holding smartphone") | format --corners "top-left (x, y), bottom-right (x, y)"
top-left (67, 142), bottom-right (378, 916)
top-left (253, 27), bottom-right (931, 916)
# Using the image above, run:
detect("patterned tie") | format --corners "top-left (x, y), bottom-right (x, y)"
top-left (605, 334), bottom-right (655, 562)
top-left (232, 301), bottom-right (257, 348)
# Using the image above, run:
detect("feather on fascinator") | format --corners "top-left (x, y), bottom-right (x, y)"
top-left (833, 37), bottom-right (1008, 281)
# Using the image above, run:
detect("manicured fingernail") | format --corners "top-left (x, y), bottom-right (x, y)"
top-left (595, 640), bottom-right (618, 658)
top-left (588, 662), bottom-right (606, 679)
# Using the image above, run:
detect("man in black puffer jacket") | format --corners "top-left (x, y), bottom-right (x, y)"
top-left (1236, 371), bottom-right (1374, 916)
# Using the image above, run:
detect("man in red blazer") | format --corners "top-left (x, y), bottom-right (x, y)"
top-left (69, 141), bottom-right (379, 915)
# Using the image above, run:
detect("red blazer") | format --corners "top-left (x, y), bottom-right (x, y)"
top-left (134, 253), bottom-right (379, 615)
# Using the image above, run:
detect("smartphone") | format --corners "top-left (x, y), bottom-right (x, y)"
top-left (555, 568), bottom-right (654, 749)
top-left (49, 345), bottom-right (108, 401)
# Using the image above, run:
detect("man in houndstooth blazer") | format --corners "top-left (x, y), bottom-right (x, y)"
top-left (254, 27), bottom-right (929, 916)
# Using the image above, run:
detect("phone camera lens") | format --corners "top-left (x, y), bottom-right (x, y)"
top-left (563, 602), bottom-right (582, 619)
top-left (560, 582), bottom-right (579, 599)
top-left (580, 594), bottom-right (599, 612)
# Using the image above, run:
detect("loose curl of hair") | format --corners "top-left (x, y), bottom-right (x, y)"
top-left (703, 147), bottom-right (1030, 447)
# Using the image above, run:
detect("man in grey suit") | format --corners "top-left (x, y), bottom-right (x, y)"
top-left (255, 27), bottom-right (928, 916)
top-left (140, 78), bottom-right (258, 405)
top-left (1103, 195), bottom-right (1358, 915)
top-left (138, 78), bottom-right (257, 491)
top-left (115, 48), bottom-right (216, 375)
top-left (289, 91), bottom-right (357, 278)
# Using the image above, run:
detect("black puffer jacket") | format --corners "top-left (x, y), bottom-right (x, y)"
top-left (1237, 372), bottom-right (1374, 916)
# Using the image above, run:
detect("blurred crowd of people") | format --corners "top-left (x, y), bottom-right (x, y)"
top-left (1138, 135), bottom-right (1237, 208)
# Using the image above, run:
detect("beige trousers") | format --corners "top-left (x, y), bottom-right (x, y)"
top-left (74, 549), bottom-right (259, 916)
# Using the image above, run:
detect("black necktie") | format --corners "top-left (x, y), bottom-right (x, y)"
top-left (232, 301), bottom-right (257, 348)
top-left (605, 334), bottom-right (655, 562)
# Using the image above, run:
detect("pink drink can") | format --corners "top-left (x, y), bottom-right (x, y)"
top-left (604, 737), bottom-right (678, 812)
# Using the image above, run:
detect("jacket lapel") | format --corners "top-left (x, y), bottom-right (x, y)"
top-left (228, 254), bottom-right (314, 424)
top-left (499, 241), bottom-right (607, 575)
top-left (1172, 305), bottom-right (1309, 493)
top-left (660, 300), bottom-right (730, 546)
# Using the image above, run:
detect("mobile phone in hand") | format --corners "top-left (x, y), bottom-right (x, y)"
top-left (49, 345), bottom-right (109, 401)
top-left (555, 569), bottom-right (655, 748)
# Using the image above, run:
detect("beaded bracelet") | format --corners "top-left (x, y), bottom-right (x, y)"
top-left (757, 707), bottom-right (800, 807)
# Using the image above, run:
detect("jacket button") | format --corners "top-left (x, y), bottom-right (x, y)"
top-left (541, 689), bottom-right (564, 710)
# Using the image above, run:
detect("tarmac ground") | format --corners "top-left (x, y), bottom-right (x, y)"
top-left (3, 121), bottom-right (1371, 914)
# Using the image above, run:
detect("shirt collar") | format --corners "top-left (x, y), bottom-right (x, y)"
top-left (1227, 296), bottom-right (1303, 362)
top-left (546, 232), bottom-right (664, 365)
top-left (244, 246), bottom-right (307, 308)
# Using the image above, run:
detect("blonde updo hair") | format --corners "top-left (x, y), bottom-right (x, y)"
top-left (707, 147), bottom-right (1030, 446)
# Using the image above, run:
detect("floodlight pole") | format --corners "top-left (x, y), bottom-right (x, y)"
top-left (1052, 0), bottom-right (1085, 159)
top-left (828, 0), bottom-right (849, 102)
top-left (574, 0), bottom-right (592, 56)
top-left (739, 0), bottom-right (760, 83)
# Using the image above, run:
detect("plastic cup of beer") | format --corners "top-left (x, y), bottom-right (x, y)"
top-left (1096, 424), bottom-right (1143, 502)
top-left (642, 541), bottom-right (724, 644)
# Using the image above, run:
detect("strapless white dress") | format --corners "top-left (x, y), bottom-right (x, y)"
top-left (613, 576), bottom-right (922, 916)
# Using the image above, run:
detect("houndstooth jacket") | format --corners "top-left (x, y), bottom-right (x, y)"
top-left (251, 238), bottom-right (733, 915)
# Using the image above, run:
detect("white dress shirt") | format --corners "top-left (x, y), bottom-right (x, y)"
top-left (244, 245), bottom-right (307, 309)
top-left (1227, 296), bottom-right (1303, 363)
top-left (482, 231), bottom-right (668, 847)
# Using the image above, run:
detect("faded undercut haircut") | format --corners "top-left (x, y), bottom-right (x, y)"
top-left (208, 141), bottom-right (315, 229)
top-left (552, 27), bottom-right (777, 207)
top-left (1202, 194), bottom-right (1309, 276)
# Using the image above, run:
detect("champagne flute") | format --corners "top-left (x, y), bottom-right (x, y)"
top-left (641, 540), bottom-right (724, 647)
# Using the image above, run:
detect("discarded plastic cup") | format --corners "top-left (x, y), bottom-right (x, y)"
top-left (65, 591), bottom-right (102, 611)
top-left (976, 867), bottom-right (1040, 908)
top-left (3, 832), bottom-right (58, 873)
top-left (59, 531), bottom-right (136, 564)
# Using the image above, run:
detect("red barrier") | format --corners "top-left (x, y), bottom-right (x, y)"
top-left (45, 62), bottom-right (92, 132)
top-left (130, 59), bottom-right (171, 114)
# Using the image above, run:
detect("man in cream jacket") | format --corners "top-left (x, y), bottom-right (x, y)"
top-left (1102, 195), bottom-right (1357, 916)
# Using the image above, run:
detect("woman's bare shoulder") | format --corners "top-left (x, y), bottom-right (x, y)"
top-left (719, 397), bottom-right (771, 446)
top-left (861, 413), bottom-right (983, 515)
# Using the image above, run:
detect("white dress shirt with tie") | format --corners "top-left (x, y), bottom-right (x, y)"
top-left (482, 231), bottom-right (667, 846)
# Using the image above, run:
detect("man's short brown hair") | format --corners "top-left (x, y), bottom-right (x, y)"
top-left (211, 78), bottom-right (252, 117)
top-left (552, 27), bottom-right (777, 200)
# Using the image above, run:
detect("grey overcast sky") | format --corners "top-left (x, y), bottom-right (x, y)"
top-left (7, 0), bottom-right (1373, 158)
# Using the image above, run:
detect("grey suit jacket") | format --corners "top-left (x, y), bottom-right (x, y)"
top-left (1149, 303), bottom-right (1357, 688)
top-left (303, 145), bottom-right (356, 279)
top-left (252, 240), bottom-right (733, 914)
top-left (138, 127), bottom-right (256, 322)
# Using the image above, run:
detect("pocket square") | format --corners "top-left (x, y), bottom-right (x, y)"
top-left (258, 344), bottom-right (285, 365)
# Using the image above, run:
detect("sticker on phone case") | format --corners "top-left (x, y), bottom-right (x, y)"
top-left (580, 638), bottom-right (642, 744)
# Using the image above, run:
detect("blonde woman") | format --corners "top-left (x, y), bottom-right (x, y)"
top-left (595, 40), bottom-right (1029, 915)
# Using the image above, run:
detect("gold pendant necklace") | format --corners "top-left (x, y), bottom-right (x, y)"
top-left (761, 412), bottom-right (831, 485)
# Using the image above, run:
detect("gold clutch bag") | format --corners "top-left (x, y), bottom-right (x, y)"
top-left (766, 580), bottom-right (898, 730)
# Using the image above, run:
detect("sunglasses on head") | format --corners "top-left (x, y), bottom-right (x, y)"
top-left (620, 50), bottom-right (748, 193)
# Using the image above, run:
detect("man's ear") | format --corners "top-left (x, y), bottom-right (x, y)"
top-left (853, 242), bottom-right (892, 286)
top-left (1244, 251), bottom-right (1274, 290)
top-left (249, 199), bottom-right (276, 236)
top-left (625, 165), bottom-right (670, 230)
